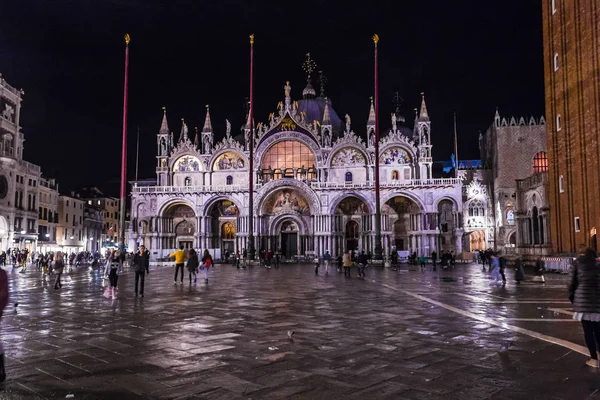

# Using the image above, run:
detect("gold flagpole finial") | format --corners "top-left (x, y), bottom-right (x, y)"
top-left (372, 34), bottom-right (379, 45)
top-left (162, 106), bottom-right (166, 112)
top-left (124, 33), bottom-right (131, 45)
top-left (249, 34), bottom-right (255, 44)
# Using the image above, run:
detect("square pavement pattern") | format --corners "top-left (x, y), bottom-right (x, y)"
top-left (0, 261), bottom-right (597, 399)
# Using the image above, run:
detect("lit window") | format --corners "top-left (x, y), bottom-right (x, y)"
top-left (261, 141), bottom-right (316, 180)
top-left (575, 217), bottom-right (581, 232)
top-left (391, 171), bottom-right (399, 180)
top-left (557, 114), bottom-right (561, 131)
top-left (506, 210), bottom-right (515, 225)
top-left (97, 200), bottom-right (101, 205)
top-left (533, 152), bottom-right (549, 173)
top-left (226, 176), bottom-right (233, 185)
top-left (345, 172), bottom-right (353, 183)
top-left (184, 177), bottom-right (192, 187)
top-left (553, 53), bottom-right (559, 71)
top-left (552, 0), bottom-right (556, 14)
top-left (559, 175), bottom-right (564, 193)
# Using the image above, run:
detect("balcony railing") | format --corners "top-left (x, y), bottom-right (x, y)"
top-left (132, 178), bottom-right (461, 194)
top-left (516, 172), bottom-right (548, 190)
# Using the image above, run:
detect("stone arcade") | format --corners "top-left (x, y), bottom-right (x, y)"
top-left (130, 75), bottom-right (466, 260)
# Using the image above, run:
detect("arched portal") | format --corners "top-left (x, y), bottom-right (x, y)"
top-left (279, 219), bottom-right (300, 259)
top-left (206, 199), bottom-right (239, 252)
top-left (438, 199), bottom-right (457, 253)
top-left (382, 196), bottom-right (420, 252)
top-left (163, 203), bottom-right (196, 250)
top-left (334, 196), bottom-right (370, 254)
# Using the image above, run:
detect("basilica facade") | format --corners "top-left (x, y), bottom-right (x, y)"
top-left (130, 78), bottom-right (465, 261)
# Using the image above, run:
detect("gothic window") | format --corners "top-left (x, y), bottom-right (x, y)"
top-left (553, 53), bottom-right (559, 71)
top-left (533, 152), bottom-right (548, 173)
top-left (468, 200), bottom-right (485, 217)
top-left (552, 0), bottom-right (556, 14)
top-left (556, 114), bottom-right (561, 131)
top-left (404, 168), bottom-right (411, 180)
top-left (226, 175), bottom-right (233, 185)
top-left (575, 217), bottom-right (581, 232)
top-left (345, 172), bottom-right (353, 183)
top-left (184, 177), bottom-right (192, 187)
top-left (532, 206), bottom-right (540, 244)
top-left (261, 141), bottom-right (316, 181)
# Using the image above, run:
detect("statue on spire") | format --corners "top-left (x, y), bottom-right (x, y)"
top-left (317, 70), bottom-right (327, 97)
top-left (225, 119), bottom-right (231, 138)
top-left (345, 114), bottom-right (351, 133)
top-left (284, 81), bottom-right (291, 99)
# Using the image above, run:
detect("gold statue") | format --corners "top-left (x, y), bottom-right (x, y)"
top-left (372, 34), bottom-right (379, 45)
top-left (125, 33), bottom-right (131, 45)
top-left (249, 34), bottom-right (255, 44)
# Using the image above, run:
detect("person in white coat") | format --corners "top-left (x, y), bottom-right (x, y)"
top-left (104, 250), bottom-right (124, 297)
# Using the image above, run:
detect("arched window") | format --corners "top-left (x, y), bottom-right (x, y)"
top-left (553, 53), bottom-right (559, 71)
top-left (345, 172), bottom-right (353, 183)
top-left (533, 152), bottom-right (548, 173)
top-left (261, 141), bottom-right (316, 181)
top-left (226, 175), bottom-right (233, 185)
top-left (391, 171), bottom-right (399, 180)
top-left (506, 209), bottom-right (515, 225)
top-left (221, 222), bottom-right (235, 240)
top-left (184, 177), bottom-right (192, 187)
top-left (532, 206), bottom-right (540, 244)
top-left (559, 175), bottom-right (564, 193)
top-left (556, 114), bottom-right (562, 131)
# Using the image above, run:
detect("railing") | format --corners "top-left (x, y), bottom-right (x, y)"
top-left (132, 178), bottom-right (461, 194)
top-left (517, 172), bottom-right (548, 190)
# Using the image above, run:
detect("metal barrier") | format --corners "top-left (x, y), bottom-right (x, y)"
top-left (542, 257), bottom-right (573, 273)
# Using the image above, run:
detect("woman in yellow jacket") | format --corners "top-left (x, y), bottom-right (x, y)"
top-left (170, 244), bottom-right (187, 284)
top-left (343, 251), bottom-right (352, 277)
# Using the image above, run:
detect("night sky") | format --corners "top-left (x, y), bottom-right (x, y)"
top-left (0, 0), bottom-right (544, 195)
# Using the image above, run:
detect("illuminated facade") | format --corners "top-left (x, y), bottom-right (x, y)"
top-left (130, 74), bottom-right (468, 260)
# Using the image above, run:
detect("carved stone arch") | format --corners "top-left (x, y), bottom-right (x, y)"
top-left (255, 131), bottom-right (322, 166)
top-left (328, 192), bottom-right (374, 215)
top-left (254, 179), bottom-right (320, 216)
top-left (378, 143), bottom-right (417, 165)
top-left (210, 150), bottom-right (248, 171)
top-left (381, 191), bottom-right (426, 212)
top-left (201, 195), bottom-right (244, 217)
top-left (326, 144), bottom-right (371, 167)
top-left (434, 196), bottom-right (461, 212)
top-left (269, 213), bottom-right (310, 237)
top-left (135, 202), bottom-right (149, 219)
top-left (158, 198), bottom-right (197, 217)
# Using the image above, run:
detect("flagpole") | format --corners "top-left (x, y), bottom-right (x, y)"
top-left (118, 33), bottom-right (130, 253)
top-left (247, 34), bottom-right (256, 261)
top-left (135, 126), bottom-right (140, 181)
top-left (453, 112), bottom-right (459, 179)
top-left (373, 34), bottom-right (383, 261)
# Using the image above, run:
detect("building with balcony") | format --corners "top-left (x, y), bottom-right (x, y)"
top-left (83, 204), bottom-right (103, 253)
top-left (0, 73), bottom-right (44, 252)
top-left (130, 71), bottom-right (464, 260)
top-left (57, 195), bottom-right (84, 253)
top-left (38, 178), bottom-right (59, 253)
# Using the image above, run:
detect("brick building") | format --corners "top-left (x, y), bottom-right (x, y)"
top-left (543, 0), bottom-right (600, 253)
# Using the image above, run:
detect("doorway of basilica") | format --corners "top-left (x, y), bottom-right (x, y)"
top-left (467, 230), bottom-right (486, 252)
top-left (345, 220), bottom-right (359, 251)
top-left (175, 219), bottom-right (194, 250)
top-left (206, 199), bottom-right (239, 253)
top-left (334, 196), bottom-right (369, 253)
top-left (280, 220), bottom-right (299, 259)
top-left (383, 196), bottom-right (420, 252)
top-left (221, 222), bottom-right (235, 253)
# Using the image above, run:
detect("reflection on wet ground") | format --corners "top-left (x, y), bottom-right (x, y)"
top-left (0, 262), bottom-right (595, 399)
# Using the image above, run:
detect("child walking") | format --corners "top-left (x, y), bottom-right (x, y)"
top-left (187, 249), bottom-right (199, 284)
top-left (201, 249), bottom-right (213, 284)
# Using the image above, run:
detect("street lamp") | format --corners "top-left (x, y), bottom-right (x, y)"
top-left (45, 234), bottom-right (50, 238)
top-left (20, 230), bottom-right (26, 235)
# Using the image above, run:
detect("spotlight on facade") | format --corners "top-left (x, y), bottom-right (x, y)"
top-left (20, 230), bottom-right (26, 235)
top-left (45, 234), bottom-right (50, 238)
top-left (70, 236), bottom-right (74, 240)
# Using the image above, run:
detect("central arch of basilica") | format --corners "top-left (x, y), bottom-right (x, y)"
top-left (130, 74), bottom-right (463, 260)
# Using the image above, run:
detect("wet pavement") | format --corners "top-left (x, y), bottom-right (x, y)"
top-left (0, 261), bottom-right (598, 399)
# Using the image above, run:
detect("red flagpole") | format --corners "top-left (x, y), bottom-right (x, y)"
top-left (373, 34), bottom-right (383, 260)
top-left (118, 34), bottom-right (130, 252)
top-left (248, 34), bottom-right (256, 260)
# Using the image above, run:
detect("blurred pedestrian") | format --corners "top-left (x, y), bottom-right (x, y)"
top-left (201, 249), bottom-right (213, 284)
top-left (569, 248), bottom-right (600, 368)
top-left (169, 244), bottom-right (187, 284)
top-left (53, 252), bottom-right (65, 290)
top-left (186, 248), bottom-right (199, 284)
top-left (104, 250), bottom-right (123, 297)
top-left (323, 250), bottom-right (331, 275)
top-left (133, 245), bottom-right (150, 297)
top-left (343, 251), bottom-right (352, 277)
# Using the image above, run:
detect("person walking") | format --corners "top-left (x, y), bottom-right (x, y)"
top-left (569, 248), bottom-right (600, 368)
top-left (514, 257), bottom-right (525, 284)
top-left (104, 250), bottom-right (124, 297)
top-left (490, 253), bottom-right (502, 284)
top-left (133, 245), bottom-right (150, 297)
top-left (498, 254), bottom-right (507, 286)
top-left (418, 254), bottom-right (426, 271)
top-left (235, 251), bottom-right (241, 269)
top-left (358, 250), bottom-right (367, 279)
top-left (265, 249), bottom-right (272, 269)
top-left (536, 257), bottom-right (546, 283)
top-left (274, 250), bottom-right (280, 269)
top-left (431, 251), bottom-right (438, 271)
top-left (201, 249), bottom-right (213, 284)
top-left (170, 244), bottom-right (187, 284)
top-left (343, 251), bottom-right (352, 277)
top-left (187, 248), bottom-right (199, 284)
top-left (242, 248), bottom-right (247, 268)
top-left (53, 252), bottom-right (65, 290)
top-left (323, 250), bottom-right (331, 275)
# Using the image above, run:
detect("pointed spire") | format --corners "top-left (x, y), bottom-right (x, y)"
top-left (367, 96), bottom-right (376, 125)
top-left (322, 98), bottom-right (332, 126)
top-left (202, 105), bottom-right (212, 133)
top-left (419, 93), bottom-right (429, 120)
top-left (159, 107), bottom-right (169, 134)
top-left (194, 127), bottom-right (199, 147)
top-left (179, 118), bottom-right (188, 142)
top-left (494, 107), bottom-right (500, 120)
